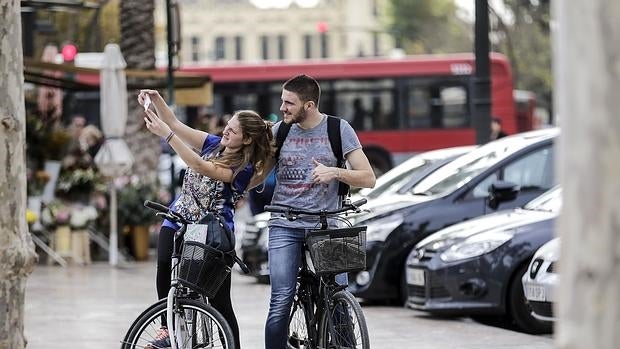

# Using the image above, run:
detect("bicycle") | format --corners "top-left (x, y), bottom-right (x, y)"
top-left (121, 200), bottom-right (247, 349)
top-left (264, 198), bottom-right (370, 349)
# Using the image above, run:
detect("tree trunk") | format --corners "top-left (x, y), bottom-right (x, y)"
top-left (554, 0), bottom-right (620, 348)
top-left (119, 0), bottom-right (161, 181)
top-left (0, 1), bottom-right (39, 348)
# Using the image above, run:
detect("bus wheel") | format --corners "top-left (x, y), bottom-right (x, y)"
top-left (364, 147), bottom-right (392, 177)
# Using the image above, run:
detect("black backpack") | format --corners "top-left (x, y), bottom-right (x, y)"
top-left (275, 115), bottom-right (350, 200)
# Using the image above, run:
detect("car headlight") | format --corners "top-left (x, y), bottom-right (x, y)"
top-left (439, 231), bottom-right (512, 262)
top-left (421, 237), bottom-right (462, 252)
top-left (364, 214), bottom-right (403, 242)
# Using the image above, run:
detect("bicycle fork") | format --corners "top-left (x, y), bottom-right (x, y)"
top-left (167, 287), bottom-right (178, 349)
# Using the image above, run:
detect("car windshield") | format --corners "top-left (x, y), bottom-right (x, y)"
top-left (524, 186), bottom-right (562, 212)
top-left (412, 130), bottom-right (556, 197)
top-left (361, 157), bottom-right (431, 199)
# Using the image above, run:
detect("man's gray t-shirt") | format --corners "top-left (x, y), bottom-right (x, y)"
top-left (269, 115), bottom-right (362, 229)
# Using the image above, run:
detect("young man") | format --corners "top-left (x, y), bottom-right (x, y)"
top-left (264, 74), bottom-right (376, 349)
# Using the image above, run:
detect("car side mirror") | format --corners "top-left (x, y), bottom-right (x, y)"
top-left (487, 181), bottom-right (520, 210)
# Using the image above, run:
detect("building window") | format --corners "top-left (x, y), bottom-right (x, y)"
top-left (215, 36), bottom-right (225, 60)
top-left (320, 33), bottom-right (328, 58)
top-left (191, 36), bottom-right (200, 62)
top-left (373, 32), bottom-right (379, 56)
top-left (277, 35), bottom-right (286, 60)
top-left (260, 35), bottom-right (269, 60)
top-left (234, 36), bottom-right (243, 61)
top-left (303, 34), bottom-right (312, 59)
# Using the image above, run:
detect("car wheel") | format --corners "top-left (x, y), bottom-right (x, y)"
top-left (508, 264), bottom-right (553, 334)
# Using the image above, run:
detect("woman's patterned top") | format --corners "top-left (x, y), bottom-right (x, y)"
top-left (163, 134), bottom-right (253, 231)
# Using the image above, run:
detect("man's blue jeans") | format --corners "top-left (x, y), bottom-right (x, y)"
top-left (264, 226), bottom-right (347, 349)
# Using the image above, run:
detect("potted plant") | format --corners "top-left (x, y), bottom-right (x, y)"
top-left (118, 182), bottom-right (161, 261)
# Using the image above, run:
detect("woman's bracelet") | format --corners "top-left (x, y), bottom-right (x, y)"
top-left (165, 131), bottom-right (175, 143)
top-left (336, 168), bottom-right (342, 180)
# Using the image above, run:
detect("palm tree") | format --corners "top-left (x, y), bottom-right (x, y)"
top-left (119, 0), bottom-right (161, 181)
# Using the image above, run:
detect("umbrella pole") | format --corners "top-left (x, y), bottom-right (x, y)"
top-left (109, 181), bottom-right (118, 266)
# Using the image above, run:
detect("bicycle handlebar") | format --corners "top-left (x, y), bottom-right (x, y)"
top-left (143, 200), bottom-right (190, 225)
top-left (264, 198), bottom-right (367, 217)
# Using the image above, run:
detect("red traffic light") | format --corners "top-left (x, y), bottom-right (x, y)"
top-left (61, 43), bottom-right (78, 62)
top-left (316, 21), bottom-right (328, 34)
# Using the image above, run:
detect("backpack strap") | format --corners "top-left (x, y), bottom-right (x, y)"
top-left (274, 121), bottom-right (292, 161)
top-left (326, 116), bottom-right (350, 199)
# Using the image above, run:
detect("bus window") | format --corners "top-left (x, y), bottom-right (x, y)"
top-left (407, 80), bottom-right (469, 129)
top-left (332, 79), bottom-right (395, 131)
top-left (440, 86), bottom-right (469, 128)
top-left (407, 87), bottom-right (431, 128)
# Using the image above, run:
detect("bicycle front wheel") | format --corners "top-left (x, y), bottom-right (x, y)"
top-left (287, 294), bottom-right (314, 349)
top-left (122, 298), bottom-right (234, 349)
top-left (318, 290), bottom-right (370, 349)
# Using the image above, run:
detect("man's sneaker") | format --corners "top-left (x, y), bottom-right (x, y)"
top-left (146, 327), bottom-right (171, 349)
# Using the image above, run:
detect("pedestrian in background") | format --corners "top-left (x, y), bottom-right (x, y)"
top-left (490, 117), bottom-right (508, 140)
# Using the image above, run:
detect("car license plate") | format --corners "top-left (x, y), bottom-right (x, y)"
top-left (406, 268), bottom-right (425, 286)
top-left (525, 284), bottom-right (546, 301)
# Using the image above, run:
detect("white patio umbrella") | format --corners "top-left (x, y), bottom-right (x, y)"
top-left (94, 43), bottom-right (134, 266)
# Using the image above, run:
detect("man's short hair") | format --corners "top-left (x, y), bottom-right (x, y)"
top-left (282, 74), bottom-right (320, 106)
top-left (492, 117), bottom-right (502, 124)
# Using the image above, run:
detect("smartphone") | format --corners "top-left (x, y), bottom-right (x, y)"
top-left (144, 95), bottom-right (152, 112)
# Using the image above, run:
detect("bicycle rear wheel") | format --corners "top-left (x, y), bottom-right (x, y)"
top-left (318, 290), bottom-right (370, 349)
top-left (287, 294), bottom-right (314, 349)
top-left (122, 298), bottom-right (234, 349)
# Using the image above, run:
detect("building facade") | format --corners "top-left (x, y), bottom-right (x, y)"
top-left (155, 0), bottom-right (395, 66)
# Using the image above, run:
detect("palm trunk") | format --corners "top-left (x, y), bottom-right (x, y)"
top-left (0, 1), bottom-right (39, 347)
top-left (119, 0), bottom-right (161, 181)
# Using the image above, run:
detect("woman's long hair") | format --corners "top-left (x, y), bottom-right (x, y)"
top-left (211, 110), bottom-right (275, 182)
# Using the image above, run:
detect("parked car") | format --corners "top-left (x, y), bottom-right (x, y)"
top-left (240, 146), bottom-right (475, 282)
top-left (404, 187), bottom-right (561, 334)
top-left (355, 146), bottom-right (476, 201)
top-left (522, 237), bottom-right (560, 323)
top-left (348, 128), bottom-right (559, 304)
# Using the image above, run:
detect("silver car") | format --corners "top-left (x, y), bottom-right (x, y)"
top-left (522, 237), bottom-right (560, 322)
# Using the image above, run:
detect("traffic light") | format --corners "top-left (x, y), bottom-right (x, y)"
top-left (61, 42), bottom-right (78, 63)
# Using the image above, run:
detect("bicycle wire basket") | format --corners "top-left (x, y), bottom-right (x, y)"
top-left (175, 225), bottom-right (233, 298)
top-left (305, 226), bottom-right (367, 275)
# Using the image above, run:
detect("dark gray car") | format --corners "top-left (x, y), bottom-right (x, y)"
top-left (405, 187), bottom-right (561, 334)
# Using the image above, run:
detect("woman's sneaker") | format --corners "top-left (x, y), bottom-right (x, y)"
top-left (146, 327), bottom-right (170, 349)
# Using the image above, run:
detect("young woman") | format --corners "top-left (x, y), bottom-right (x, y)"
top-left (138, 90), bottom-right (274, 348)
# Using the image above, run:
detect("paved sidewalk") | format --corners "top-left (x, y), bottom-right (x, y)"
top-left (25, 262), bottom-right (553, 349)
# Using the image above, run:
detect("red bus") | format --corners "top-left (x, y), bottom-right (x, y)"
top-left (180, 53), bottom-right (530, 174)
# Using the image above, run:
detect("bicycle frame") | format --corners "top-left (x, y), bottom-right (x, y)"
top-left (145, 202), bottom-right (214, 349)
top-left (290, 239), bottom-right (352, 349)
top-left (265, 198), bottom-right (368, 349)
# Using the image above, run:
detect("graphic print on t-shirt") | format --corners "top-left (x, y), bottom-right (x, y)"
top-left (279, 134), bottom-right (335, 198)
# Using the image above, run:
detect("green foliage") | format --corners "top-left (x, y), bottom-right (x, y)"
top-left (387, 0), bottom-right (473, 54)
top-left (491, 0), bottom-right (553, 107)
top-left (118, 182), bottom-right (161, 227)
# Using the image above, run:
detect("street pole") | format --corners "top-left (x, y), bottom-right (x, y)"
top-left (166, 0), bottom-right (175, 106)
top-left (473, 0), bottom-right (491, 144)
top-left (165, 0), bottom-right (176, 197)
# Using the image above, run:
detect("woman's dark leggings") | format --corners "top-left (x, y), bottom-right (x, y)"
top-left (157, 226), bottom-right (241, 348)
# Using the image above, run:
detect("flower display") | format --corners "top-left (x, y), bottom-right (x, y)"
top-left (27, 168), bottom-right (51, 196)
